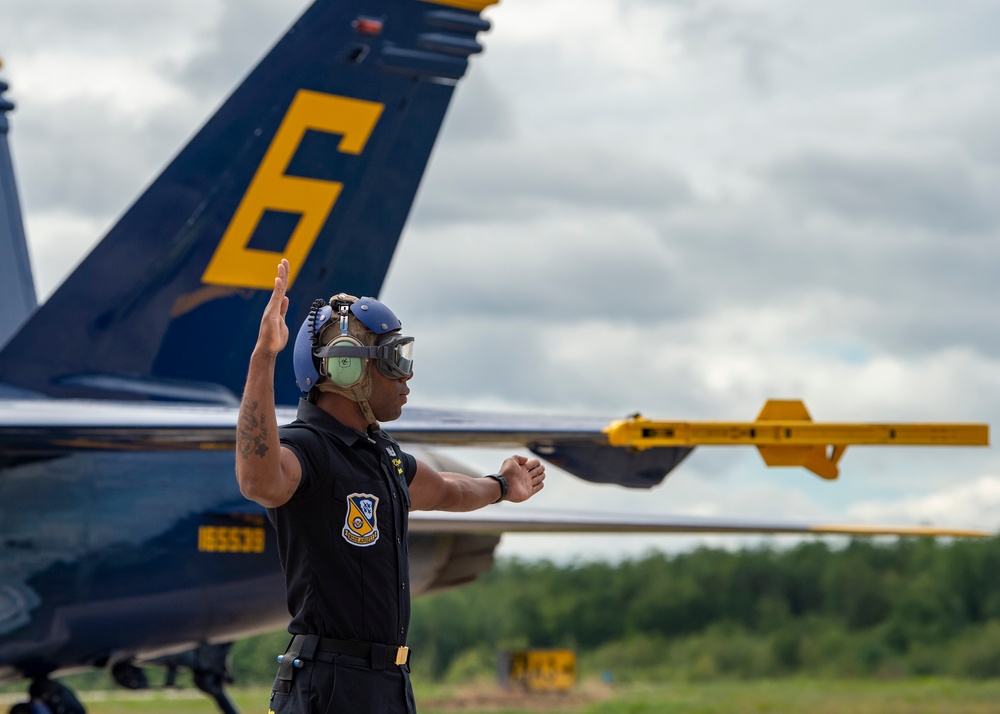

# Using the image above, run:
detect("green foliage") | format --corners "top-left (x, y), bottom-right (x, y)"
top-left (405, 536), bottom-right (1000, 684)
top-left (948, 621), bottom-right (1000, 679)
top-left (229, 629), bottom-right (289, 685)
top-left (147, 536), bottom-right (1000, 689)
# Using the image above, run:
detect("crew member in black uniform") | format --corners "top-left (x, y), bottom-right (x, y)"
top-left (236, 260), bottom-right (546, 713)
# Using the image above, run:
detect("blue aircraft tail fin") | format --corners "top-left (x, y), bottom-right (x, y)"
top-left (0, 0), bottom-right (494, 405)
top-left (0, 79), bottom-right (37, 351)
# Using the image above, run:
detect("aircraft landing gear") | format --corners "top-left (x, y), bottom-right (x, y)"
top-left (5, 643), bottom-right (238, 714)
top-left (155, 642), bottom-right (239, 714)
top-left (111, 661), bottom-right (148, 690)
top-left (191, 644), bottom-right (238, 714)
top-left (5, 677), bottom-right (86, 714)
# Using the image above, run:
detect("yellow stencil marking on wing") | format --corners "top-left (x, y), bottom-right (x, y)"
top-left (198, 525), bottom-right (266, 553)
top-left (809, 524), bottom-right (991, 538)
top-left (202, 91), bottom-right (384, 290)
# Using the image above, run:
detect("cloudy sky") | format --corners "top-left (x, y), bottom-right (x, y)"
top-left (3, 0), bottom-right (1000, 562)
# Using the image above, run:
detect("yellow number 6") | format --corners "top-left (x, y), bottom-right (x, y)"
top-left (202, 91), bottom-right (384, 290)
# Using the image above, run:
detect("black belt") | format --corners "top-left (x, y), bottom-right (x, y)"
top-left (280, 634), bottom-right (410, 674)
top-left (315, 636), bottom-right (411, 668)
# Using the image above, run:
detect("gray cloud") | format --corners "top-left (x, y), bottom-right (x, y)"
top-left (413, 140), bottom-right (693, 227)
top-left (768, 151), bottom-right (999, 234)
top-left (171, 0), bottom-right (309, 101)
top-left (12, 98), bottom-right (189, 218)
top-left (4, 0), bottom-right (213, 52)
top-left (439, 70), bottom-right (517, 144)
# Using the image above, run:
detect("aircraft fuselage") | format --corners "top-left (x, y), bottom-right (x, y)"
top-left (0, 445), bottom-right (287, 681)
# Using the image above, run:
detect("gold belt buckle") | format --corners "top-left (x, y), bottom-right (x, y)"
top-left (394, 646), bottom-right (410, 666)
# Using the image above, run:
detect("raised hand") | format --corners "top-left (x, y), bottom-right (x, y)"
top-left (500, 454), bottom-right (546, 503)
top-left (256, 259), bottom-right (290, 357)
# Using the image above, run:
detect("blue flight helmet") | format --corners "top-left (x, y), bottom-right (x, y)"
top-left (293, 294), bottom-right (414, 407)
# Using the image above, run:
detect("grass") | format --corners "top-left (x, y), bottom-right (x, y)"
top-left (569, 679), bottom-right (1000, 714)
top-left (5, 679), bottom-right (1000, 714)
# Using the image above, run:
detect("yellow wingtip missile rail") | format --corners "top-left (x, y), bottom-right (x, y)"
top-left (603, 399), bottom-right (990, 480)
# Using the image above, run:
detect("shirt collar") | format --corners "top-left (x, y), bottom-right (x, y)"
top-left (295, 398), bottom-right (367, 447)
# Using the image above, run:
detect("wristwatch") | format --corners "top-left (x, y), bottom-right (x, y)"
top-left (485, 473), bottom-right (507, 503)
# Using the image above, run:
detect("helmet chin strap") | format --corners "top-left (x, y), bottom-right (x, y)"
top-left (353, 386), bottom-right (380, 432)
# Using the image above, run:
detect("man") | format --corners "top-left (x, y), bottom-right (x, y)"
top-left (236, 259), bottom-right (545, 713)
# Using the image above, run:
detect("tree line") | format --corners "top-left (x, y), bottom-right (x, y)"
top-left (402, 536), bottom-right (1000, 682)
top-left (228, 536), bottom-right (1000, 685)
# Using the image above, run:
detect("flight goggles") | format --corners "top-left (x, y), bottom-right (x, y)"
top-left (315, 333), bottom-right (415, 380)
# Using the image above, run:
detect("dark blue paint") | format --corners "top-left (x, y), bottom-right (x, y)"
top-left (0, 79), bottom-right (36, 349)
top-left (0, 448), bottom-right (287, 680)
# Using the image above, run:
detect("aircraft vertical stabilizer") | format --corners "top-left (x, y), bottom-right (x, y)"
top-left (0, 78), bottom-right (37, 350)
top-left (0, 0), bottom-right (495, 405)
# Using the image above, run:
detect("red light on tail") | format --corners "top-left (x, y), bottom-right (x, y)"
top-left (352, 17), bottom-right (383, 35)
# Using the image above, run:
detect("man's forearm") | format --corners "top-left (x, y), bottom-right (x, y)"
top-left (236, 350), bottom-right (283, 501)
top-left (438, 472), bottom-right (504, 511)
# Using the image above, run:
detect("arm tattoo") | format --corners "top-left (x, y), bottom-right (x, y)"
top-left (285, 472), bottom-right (301, 499)
top-left (238, 400), bottom-right (270, 459)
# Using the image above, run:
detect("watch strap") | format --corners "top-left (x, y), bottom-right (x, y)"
top-left (485, 473), bottom-right (507, 503)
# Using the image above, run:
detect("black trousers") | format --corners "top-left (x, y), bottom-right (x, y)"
top-left (269, 641), bottom-right (416, 714)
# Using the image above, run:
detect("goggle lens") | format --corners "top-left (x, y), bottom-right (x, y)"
top-left (376, 335), bottom-right (414, 379)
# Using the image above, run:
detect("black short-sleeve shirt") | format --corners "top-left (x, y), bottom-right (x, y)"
top-left (269, 399), bottom-right (417, 645)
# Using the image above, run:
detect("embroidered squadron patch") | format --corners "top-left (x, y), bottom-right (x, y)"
top-left (343, 493), bottom-right (379, 547)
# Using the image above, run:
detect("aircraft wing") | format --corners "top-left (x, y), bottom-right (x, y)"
top-left (0, 399), bottom-right (688, 487)
top-left (0, 398), bottom-right (988, 489)
top-left (394, 400), bottom-right (989, 485)
top-left (410, 508), bottom-right (993, 539)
